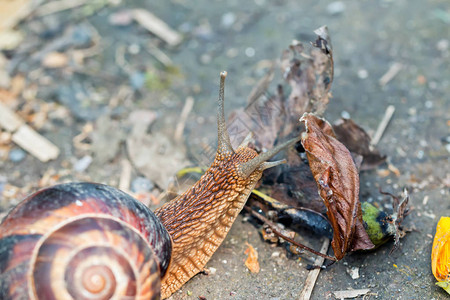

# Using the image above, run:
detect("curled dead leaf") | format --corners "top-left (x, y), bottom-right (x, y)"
top-left (244, 242), bottom-right (260, 273)
top-left (300, 113), bottom-right (374, 260)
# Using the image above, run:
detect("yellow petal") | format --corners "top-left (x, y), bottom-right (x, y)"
top-left (436, 281), bottom-right (450, 295)
top-left (431, 216), bottom-right (450, 290)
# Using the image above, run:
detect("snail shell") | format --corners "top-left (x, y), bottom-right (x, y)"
top-left (0, 182), bottom-right (172, 300)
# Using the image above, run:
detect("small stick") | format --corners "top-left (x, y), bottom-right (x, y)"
top-left (119, 159), bottom-right (132, 193)
top-left (34, 0), bottom-right (88, 17)
top-left (371, 105), bottom-right (395, 147)
top-left (379, 62), bottom-right (402, 87)
top-left (174, 97), bottom-right (194, 142)
top-left (147, 42), bottom-right (174, 67)
top-left (0, 102), bottom-right (60, 162)
top-left (298, 238), bottom-right (330, 300)
top-left (245, 207), bottom-right (335, 261)
top-left (131, 9), bottom-right (182, 47)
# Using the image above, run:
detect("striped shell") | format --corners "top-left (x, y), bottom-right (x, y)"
top-left (0, 182), bottom-right (172, 300)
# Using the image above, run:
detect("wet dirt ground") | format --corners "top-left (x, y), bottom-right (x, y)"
top-left (0, 0), bottom-right (449, 299)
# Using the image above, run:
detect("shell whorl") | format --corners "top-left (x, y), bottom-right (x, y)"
top-left (0, 182), bottom-right (172, 300)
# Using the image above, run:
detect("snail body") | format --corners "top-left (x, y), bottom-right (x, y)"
top-left (0, 72), bottom-right (296, 299)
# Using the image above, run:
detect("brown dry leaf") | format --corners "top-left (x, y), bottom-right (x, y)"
top-left (333, 118), bottom-right (386, 170)
top-left (281, 26), bottom-right (333, 120)
top-left (244, 242), bottom-right (260, 273)
top-left (226, 27), bottom-right (334, 152)
top-left (300, 113), bottom-right (374, 260)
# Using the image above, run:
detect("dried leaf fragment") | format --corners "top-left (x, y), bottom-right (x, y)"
top-left (300, 113), bottom-right (374, 260)
top-left (431, 216), bottom-right (450, 294)
top-left (244, 242), bottom-right (260, 273)
top-left (333, 118), bottom-right (386, 170)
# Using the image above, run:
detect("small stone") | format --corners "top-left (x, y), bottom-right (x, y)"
top-left (436, 39), bottom-right (449, 51)
top-left (347, 266), bottom-right (360, 279)
top-left (108, 10), bottom-right (133, 26)
top-left (341, 110), bottom-right (351, 119)
top-left (73, 155), bottom-right (93, 172)
top-left (9, 148), bottom-right (26, 163)
top-left (42, 52), bottom-right (69, 68)
top-left (131, 176), bottom-right (154, 193)
top-left (221, 12), bottom-right (236, 28)
top-left (129, 71), bottom-right (146, 90)
top-left (327, 1), bottom-right (346, 15)
top-left (208, 267), bottom-right (217, 275)
top-left (226, 48), bottom-right (239, 58)
top-left (200, 54), bottom-right (212, 64)
top-left (245, 47), bottom-right (255, 57)
top-left (128, 43), bottom-right (140, 54)
top-left (357, 69), bottom-right (369, 79)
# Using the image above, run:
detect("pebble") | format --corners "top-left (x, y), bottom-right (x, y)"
top-left (128, 43), bottom-right (140, 54)
top-left (129, 71), bottom-right (146, 90)
top-left (436, 39), bottom-right (449, 52)
top-left (245, 47), bottom-right (255, 57)
top-left (200, 53), bottom-right (212, 64)
top-left (221, 12), bottom-right (236, 28)
top-left (327, 1), bottom-right (346, 16)
top-left (108, 10), bottom-right (133, 26)
top-left (271, 251), bottom-right (280, 258)
top-left (73, 155), bottom-right (93, 172)
top-left (347, 266), bottom-right (360, 279)
top-left (131, 176), bottom-right (154, 193)
top-left (341, 110), bottom-right (351, 119)
top-left (357, 69), bottom-right (369, 79)
top-left (9, 148), bottom-right (26, 163)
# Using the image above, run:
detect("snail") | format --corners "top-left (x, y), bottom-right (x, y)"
top-left (0, 71), bottom-right (298, 300)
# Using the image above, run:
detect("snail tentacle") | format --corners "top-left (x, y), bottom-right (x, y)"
top-left (217, 71), bottom-right (234, 156)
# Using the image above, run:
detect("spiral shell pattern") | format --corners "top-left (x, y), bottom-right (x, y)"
top-left (0, 183), bottom-right (172, 300)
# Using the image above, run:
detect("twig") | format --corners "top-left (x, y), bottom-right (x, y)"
top-left (147, 42), bottom-right (174, 67)
top-left (332, 289), bottom-right (371, 299)
top-left (119, 159), bottom-right (132, 193)
top-left (131, 9), bottom-right (182, 47)
top-left (115, 45), bottom-right (132, 74)
top-left (0, 102), bottom-right (59, 162)
top-left (298, 238), bottom-right (330, 300)
top-left (245, 207), bottom-right (335, 261)
top-left (34, 0), bottom-right (88, 17)
top-left (379, 62), bottom-right (402, 87)
top-left (174, 97), bottom-right (194, 142)
top-left (371, 105), bottom-right (395, 147)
